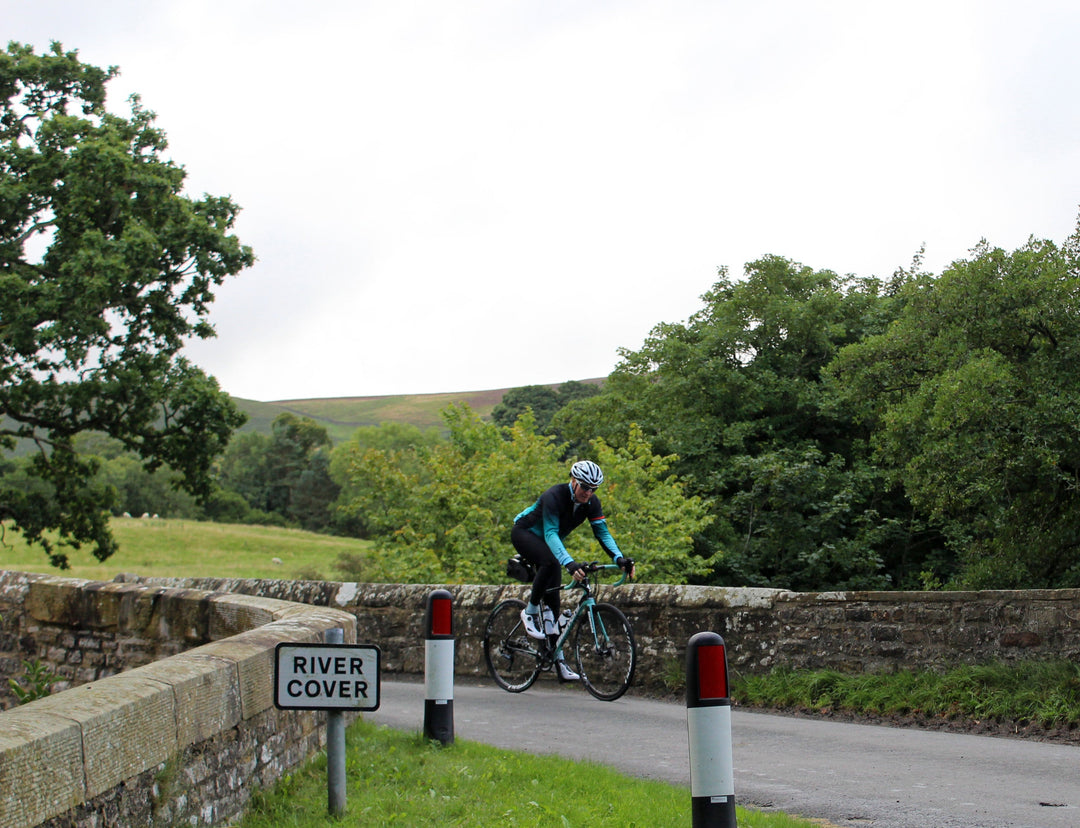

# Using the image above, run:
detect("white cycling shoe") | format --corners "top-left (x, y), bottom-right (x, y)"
top-left (520, 609), bottom-right (545, 640)
top-left (556, 660), bottom-right (580, 682)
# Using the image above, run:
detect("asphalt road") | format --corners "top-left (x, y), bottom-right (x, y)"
top-left (365, 676), bottom-right (1080, 828)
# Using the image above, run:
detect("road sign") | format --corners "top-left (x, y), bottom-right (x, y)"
top-left (274, 642), bottom-right (381, 711)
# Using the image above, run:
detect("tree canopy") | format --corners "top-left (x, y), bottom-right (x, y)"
top-left (0, 42), bottom-right (253, 566)
top-left (551, 256), bottom-right (927, 589)
top-left (490, 381), bottom-right (601, 447)
top-left (828, 229), bottom-right (1080, 588)
top-left (331, 404), bottom-right (714, 585)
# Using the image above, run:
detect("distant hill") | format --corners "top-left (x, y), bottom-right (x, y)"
top-left (231, 378), bottom-right (604, 444)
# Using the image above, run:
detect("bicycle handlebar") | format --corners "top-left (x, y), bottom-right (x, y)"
top-left (563, 561), bottom-right (628, 589)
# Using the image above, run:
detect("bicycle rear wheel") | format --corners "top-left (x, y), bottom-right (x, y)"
top-left (483, 598), bottom-right (542, 692)
top-left (572, 602), bottom-right (636, 701)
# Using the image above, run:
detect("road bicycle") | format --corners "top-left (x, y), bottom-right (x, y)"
top-left (482, 562), bottom-right (636, 701)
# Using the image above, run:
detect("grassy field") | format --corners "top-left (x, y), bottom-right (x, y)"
top-left (236, 718), bottom-right (824, 828)
top-left (0, 517), bottom-right (370, 582)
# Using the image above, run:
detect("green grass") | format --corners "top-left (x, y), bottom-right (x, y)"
top-left (0, 517), bottom-right (372, 582)
top-left (734, 661), bottom-right (1080, 730)
top-left (233, 718), bottom-right (824, 828)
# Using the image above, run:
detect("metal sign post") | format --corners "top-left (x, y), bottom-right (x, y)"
top-left (274, 631), bottom-right (381, 817)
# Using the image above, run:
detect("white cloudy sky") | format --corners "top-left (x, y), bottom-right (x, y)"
top-left (8, 1), bottom-right (1080, 401)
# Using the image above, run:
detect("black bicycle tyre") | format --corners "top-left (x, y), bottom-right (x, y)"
top-left (482, 598), bottom-right (542, 693)
top-left (572, 602), bottom-right (636, 701)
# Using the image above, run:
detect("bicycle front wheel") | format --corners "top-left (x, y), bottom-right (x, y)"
top-left (483, 598), bottom-right (542, 693)
top-left (573, 602), bottom-right (636, 701)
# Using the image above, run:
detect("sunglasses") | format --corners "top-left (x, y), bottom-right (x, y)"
top-left (573, 480), bottom-right (598, 493)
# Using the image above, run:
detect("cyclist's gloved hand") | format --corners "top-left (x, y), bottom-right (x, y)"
top-left (617, 556), bottom-right (635, 578)
top-left (566, 561), bottom-right (587, 582)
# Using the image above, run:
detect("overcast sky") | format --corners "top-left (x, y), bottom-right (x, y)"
top-left (8, 1), bottom-right (1080, 401)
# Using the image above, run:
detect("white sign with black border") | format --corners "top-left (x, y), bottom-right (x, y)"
top-left (274, 642), bottom-right (381, 711)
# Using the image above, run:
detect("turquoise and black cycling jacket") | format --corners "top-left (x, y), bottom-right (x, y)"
top-left (513, 483), bottom-right (624, 567)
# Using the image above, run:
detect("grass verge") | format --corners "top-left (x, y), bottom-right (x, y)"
top-left (734, 660), bottom-right (1080, 732)
top-left (234, 718), bottom-right (824, 828)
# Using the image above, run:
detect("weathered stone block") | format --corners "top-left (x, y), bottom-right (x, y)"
top-left (130, 652), bottom-right (242, 747)
top-left (56, 673), bottom-right (179, 798)
top-left (0, 706), bottom-right (84, 828)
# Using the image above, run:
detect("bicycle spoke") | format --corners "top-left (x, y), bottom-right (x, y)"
top-left (573, 602), bottom-right (636, 701)
top-left (483, 598), bottom-right (542, 692)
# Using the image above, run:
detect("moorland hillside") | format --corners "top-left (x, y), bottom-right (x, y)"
top-left (232, 378), bottom-right (604, 443)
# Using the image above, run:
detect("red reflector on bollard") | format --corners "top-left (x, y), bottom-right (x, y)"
top-left (697, 644), bottom-right (728, 700)
top-left (430, 598), bottom-right (452, 636)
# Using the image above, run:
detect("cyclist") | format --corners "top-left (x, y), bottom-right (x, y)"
top-left (511, 460), bottom-right (635, 681)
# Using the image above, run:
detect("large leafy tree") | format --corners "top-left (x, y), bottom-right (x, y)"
top-left (328, 420), bottom-right (443, 538)
top-left (589, 424), bottom-right (718, 583)
top-left (828, 227), bottom-right (1080, 588)
top-left (490, 381), bottom-right (601, 447)
top-left (556, 256), bottom-right (933, 589)
top-left (490, 385), bottom-right (561, 431)
top-left (335, 404), bottom-right (565, 583)
top-left (216, 413), bottom-right (340, 531)
top-left (333, 403), bottom-right (715, 584)
top-left (0, 42), bottom-right (253, 566)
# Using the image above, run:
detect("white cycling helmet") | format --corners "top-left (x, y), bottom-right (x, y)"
top-left (570, 460), bottom-right (604, 488)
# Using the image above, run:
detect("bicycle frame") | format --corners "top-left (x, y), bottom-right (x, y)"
top-left (542, 563), bottom-right (626, 656)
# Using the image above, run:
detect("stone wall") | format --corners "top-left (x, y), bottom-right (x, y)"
top-left (0, 571), bottom-right (359, 828)
top-left (111, 575), bottom-right (1080, 688)
top-left (5, 569), bottom-right (1080, 827)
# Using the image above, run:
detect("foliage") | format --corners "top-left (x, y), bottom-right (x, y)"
top-left (828, 227), bottom-right (1080, 588)
top-left (9, 658), bottom-right (58, 704)
top-left (328, 421), bottom-right (443, 538)
top-left (561, 255), bottom-right (932, 590)
top-left (491, 380), bottom-right (601, 448)
top-left (75, 433), bottom-right (201, 519)
top-left (490, 384), bottom-right (561, 430)
top-left (334, 405), bottom-right (565, 582)
top-left (0, 42), bottom-right (252, 567)
top-left (332, 404), bottom-right (714, 584)
top-left (216, 413), bottom-right (340, 532)
top-left (590, 424), bottom-right (718, 583)
top-left (717, 445), bottom-right (903, 590)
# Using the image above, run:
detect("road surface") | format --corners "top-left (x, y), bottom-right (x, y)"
top-left (365, 677), bottom-right (1080, 828)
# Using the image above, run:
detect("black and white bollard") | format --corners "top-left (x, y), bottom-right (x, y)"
top-left (686, 631), bottom-right (737, 828)
top-left (423, 589), bottom-right (455, 745)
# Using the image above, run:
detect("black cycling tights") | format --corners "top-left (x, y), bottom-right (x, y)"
top-left (510, 523), bottom-right (562, 616)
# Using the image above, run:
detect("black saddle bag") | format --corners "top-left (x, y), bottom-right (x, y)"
top-left (505, 553), bottom-right (535, 583)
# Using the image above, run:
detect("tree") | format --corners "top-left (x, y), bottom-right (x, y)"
top-left (328, 421), bottom-right (444, 538)
top-left (0, 42), bottom-right (253, 566)
top-left (490, 385), bottom-right (561, 430)
top-left (828, 227), bottom-right (1080, 588)
top-left (490, 381), bottom-right (601, 438)
top-left (590, 424), bottom-right (718, 584)
top-left (556, 256), bottom-right (935, 590)
top-left (334, 402), bottom-right (717, 585)
top-left (335, 404), bottom-right (566, 582)
top-left (216, 413), bottom-right (340, 531)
